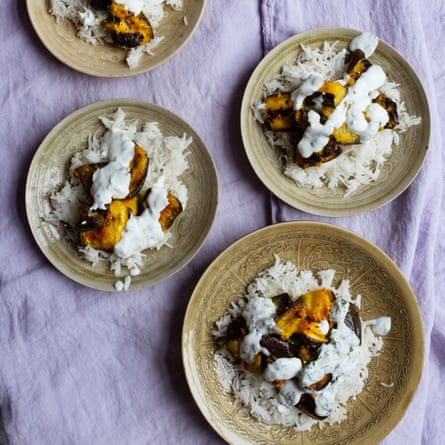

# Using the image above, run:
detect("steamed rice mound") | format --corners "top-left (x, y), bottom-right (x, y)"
top-left (253, 40), bottom-right (421, 195)
top-left (212, 257), bottom-right (388, 431)
top-left (43, 108), bottom-right (191, 290)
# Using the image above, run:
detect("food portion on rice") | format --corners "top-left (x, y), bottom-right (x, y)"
top-left (45, 108), bottom-right (191, 290)
top-left (212, 257), bottom-right (391, 430)
top-left (253, 32), bottom-right (421, 194)
top-left (48, 0), bottom-right (183, 68)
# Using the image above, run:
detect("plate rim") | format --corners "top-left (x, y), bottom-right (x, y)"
top-left (182, 220), bottom-right (425, 444)
top-left (26, 0), bottom-right (207, 78)
top-left (25, 98), bottom-right (219, 291)
top-left (240, 26), bottom-right (431, 217)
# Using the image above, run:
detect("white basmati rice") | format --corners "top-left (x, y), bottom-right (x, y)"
top-left (254, 41), bottom-right (421, 194)
top-left (48, 0), bottom-right (183, 68)
top-left (45, 108), bottom-right (191, 288)
top-left (212, 256), bottom-right (388, 431)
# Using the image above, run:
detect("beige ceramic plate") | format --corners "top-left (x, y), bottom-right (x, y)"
top-left (182, 221), bottom-right (424, 444)
top-left (240, 28), bottom-right (430, 216)
top-left (26, 99), bottom-right (218, 291)
top-left (27, 0), bottom-right (205, 77)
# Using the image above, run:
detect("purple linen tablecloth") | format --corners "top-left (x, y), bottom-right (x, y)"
top-left (1, 1), bottom-right (443, 444)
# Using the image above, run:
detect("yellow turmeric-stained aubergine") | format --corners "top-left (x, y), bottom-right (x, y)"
top-left (140, 190), bottom-right (183, 232)
top-left (373, 93), bottom-right (399, 129)
top-left (73, 144), bottom-right (149, 198)
top-left (275, 288), bottom-right (335, 344)
top-left (158, 193), bottom-right (183, 232)
top-left (293, 136), bottom-right (343, 169)
top-left (105, 2), bottom-right (154, 49)
top-left (128, 144), bottom-right (149, 197)
top-left (316, 81), bottom-right (347, 121)
top-left (346, 49), bottom-right (372, 86)
top-left (77, 197), bottom-right (138, 251)
top-left (264, 92), bottom-right (295, 131)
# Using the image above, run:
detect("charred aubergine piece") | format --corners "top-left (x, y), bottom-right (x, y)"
top-left (105, 2), bottom-right (154, 49)
top-left (77, 196), bottom-right (138, 251)
top-left (262, 47), bottom-right (400, 169)
top-left (73, 144), bottom-right (149, 198)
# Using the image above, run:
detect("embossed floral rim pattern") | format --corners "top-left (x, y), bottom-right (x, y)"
top-left (182, 221), bottom-right (424, 445)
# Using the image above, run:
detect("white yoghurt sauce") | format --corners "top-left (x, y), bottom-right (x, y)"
top-left (239, 296), bottom-right (277, 363)
top-left (273, 326), bottom-right (361, 415)
top-left (369, 316), bottom-right (391, 335)
top-left (301, 320), bottom-right (360, 386)
top-left (234, 283), bottom-right (391, 418)
top-left (238, 293), bottom-right (362, 417)
top-left (349, 31), bottom-right (379, 58)
top-left (118, 0), bottom-right (145, 15)
top-left (264, 357), bottom-right (302, 382)
top-left (90, 128), bottom-right (135, 211)
top-left (79, 8), bottom-right (96, 27)
top-left (345, 65), bottom-right (389, 142)
top-left (296, 32), bottom-right (390, 159)
top-left (291, 73), bottom-right (325, 110)
top-left (278, 379), bottom-right (304, 408)
top-left (114, 176), bottom-right (169, 258)
top-left (298, 103), bottom-right (347, 158)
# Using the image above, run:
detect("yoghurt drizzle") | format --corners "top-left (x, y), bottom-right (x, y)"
top-left (254, 32), bottom-right (421, 194)
top-left (295, 33), bottom-right (389, 159)
top-left (213, 257), bottom-right (391, 430)
top-left (46, 108), bottom-right (191, 291)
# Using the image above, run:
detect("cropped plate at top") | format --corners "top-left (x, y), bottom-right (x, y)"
top-left (25, 99), bottom-right (218, 292)
top-left (182, 221), bottom-right (424, 445)
top-left (27, 0), bottom-right (205, 77)
top-left (240, 27), bottom-right (430, 217)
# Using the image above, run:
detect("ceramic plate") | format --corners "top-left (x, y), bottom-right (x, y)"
top-left (182, 221), bottom-right (424, 444)
top-left (240, 28), bottom-right (430, 216)
top-left (27, 0), bottom-right (205, 77)
top-left (26, 99), bottom-right (218, 291)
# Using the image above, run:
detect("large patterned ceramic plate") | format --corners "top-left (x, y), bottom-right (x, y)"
top-left (27, 0), bottom-right (205, 77)
top-left (240, 28), bottom-right (430, 216)
top-left (182, 221), bottom-right (424, 444)
top-left (26, 99), bottom-right (218, 291)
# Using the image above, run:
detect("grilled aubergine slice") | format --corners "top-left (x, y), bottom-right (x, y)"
top-left (262, 47), bottom-right (399, 169)
top-left (139, 190), bottom-right (183, 232)
top-left (73, 144), bottom-right (149, 198)
top-left (77, 197), bottom-right (138, 251)
top-left (105, 2), bottom-right (154, 49)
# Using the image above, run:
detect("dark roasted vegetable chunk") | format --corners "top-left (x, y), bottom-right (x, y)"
top-left (344, 303), bottom-right (362, 342)
top-left (346, 50), bottom-right (372, 86)
top-left (373, 93), bottom-right (399, 129)
top-left (264, 92), bottom-right (295, 131)
top-left (293, 136), bottom-right (343, 169)
top-left (77, 197), bottom-right (138, 251)
top-left (90, 0), bottom-right (111, 9)
top-left (73, 144), bottom-right (148, 199)
top-left (296, 393), bottom-right (328, 420)
top-left (105, 2), bottom-right (153, 49)
top-left (128, 144), bottom-right (149, 197)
